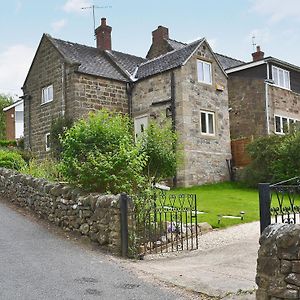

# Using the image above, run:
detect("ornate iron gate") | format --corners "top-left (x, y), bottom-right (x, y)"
top-left (133, 189), bottom-right (198, 255)
top-left (259, 177), bottom-right (300, 234)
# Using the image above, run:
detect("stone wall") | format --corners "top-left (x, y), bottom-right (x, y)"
top-left (256, 224), bottom-right (300, 299)
top-left (72, 73), bottom-right (128, 119)
top-left (0, 168), bottom-right (123, 255)
top-left (228, 77), bottom-right (266, 139)
top-left (268, 85), bottom-right (300, 133)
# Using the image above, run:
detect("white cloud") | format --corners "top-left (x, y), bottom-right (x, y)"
top-left (63, 0), bottom-right (92, 13)
top-left (51, 19), bottom-right (67, 32)
top-left (251, 0), bottom-right (300, 22)
top-left (0, 45), bottom-right (35, 97)
top-left (15, 1), bottom-right (22, 13)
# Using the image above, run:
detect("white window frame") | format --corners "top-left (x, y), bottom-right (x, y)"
top-left (41, 85), bottom-right (53, 105)
top-left (272, 66), bottom-right (290, 90)
top-left (134, 115), bottom-right (148, 141)
top-left (200, 110), bottom-right (215, 136)
top-left (197, 60), bottom-right (212, 85)
top-left (45, 133), bottom-right (51, 151)
top-left (274, 115), bottom-right (297, 134)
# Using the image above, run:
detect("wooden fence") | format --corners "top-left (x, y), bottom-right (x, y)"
top-left (231, 137), bottom-right (252, 168)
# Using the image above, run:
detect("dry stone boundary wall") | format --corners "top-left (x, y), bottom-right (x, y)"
top-left (257, 224), bottom-right (300, 299)
top-left (0, 168), bottom-right (123, 254)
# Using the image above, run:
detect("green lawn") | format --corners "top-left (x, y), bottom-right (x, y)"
top-left (168, 182), bottom-right (259, 228)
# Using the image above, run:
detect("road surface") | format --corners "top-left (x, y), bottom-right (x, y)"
top-left (0, 200), bottom-right (190, 300)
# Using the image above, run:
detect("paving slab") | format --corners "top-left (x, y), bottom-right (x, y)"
top-left (126, 222), bottom-right (259, 299)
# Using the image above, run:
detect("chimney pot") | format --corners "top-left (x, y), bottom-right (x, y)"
top-left (252, 45), bottom-right (264, 61)
top-left (95, 17), bottom-right (112, 50)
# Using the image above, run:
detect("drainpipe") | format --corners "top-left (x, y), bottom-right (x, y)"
top-left (171, 71), bottom-right (177, 187)
top-left (61, 62), bottom-right (66, 117)
top-left (126, 82), bottom-right (134, 117)
top-left (265, 62), bottom-right (270, 135)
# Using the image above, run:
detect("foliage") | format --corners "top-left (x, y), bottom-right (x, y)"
top-left (140, 120), bottom-right (179, 184)
top-left (60, 109), bottom-right (147, 194)
top-left (0, 94), bottom-right (13, 139)
top-left (0, 140), bottom-right (17, 147)
top-left (20, 158), bottom-right (63, 182)
top-left (0, 149), bottom-right (26, 170)
top-left (50, 116), bottom-right (73, 159)
top-left (242, 131), bottom-right (300, 186)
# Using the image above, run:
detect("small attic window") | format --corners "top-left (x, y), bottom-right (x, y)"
top-left (197, 60), bottom-right (212, 85)
top-left (41, 85), bottom-right (53, 105)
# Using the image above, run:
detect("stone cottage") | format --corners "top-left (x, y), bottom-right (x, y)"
top-left (22, 18), bottom-right (232, 187)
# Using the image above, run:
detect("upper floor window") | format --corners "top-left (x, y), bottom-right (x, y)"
top-left (200, 110), bottom-right (215, 136)
top-left (275, 115), bottom-right (297, 134)
top-left (41, 85), bottom-right (53, 104)
top-left (134, 115), bottom-right (148, 141)
top-left (197, 60), bottom-right (212, 85)
top-left (272, 66), bottom-right (290, 90)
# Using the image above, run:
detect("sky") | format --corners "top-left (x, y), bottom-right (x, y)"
top-left (0, 0), bottom-right (300, 99)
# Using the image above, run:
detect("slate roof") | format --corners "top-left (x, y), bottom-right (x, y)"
top-left (49, 36), bottom-right (133, 82)
top-left (47, 34), bottom-right (244, 82)
top-left (215, 53), bottom-right (245, 70)
top-left (136, 39), bottom-right (204, 79)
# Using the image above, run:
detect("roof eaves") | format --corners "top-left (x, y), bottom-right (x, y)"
top-left (74, 70), bottom-right (128, 83)
top-left (3, 99), bottom-right (23, 112)
top-left (226, 59), bottom-right (267, 73)
top-left (265, 57), bottom-right (300, 72)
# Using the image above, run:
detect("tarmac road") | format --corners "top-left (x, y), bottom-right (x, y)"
top-left (0, 200), bottom-right (190, 300)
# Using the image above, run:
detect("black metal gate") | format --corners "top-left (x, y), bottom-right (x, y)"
top-left (133, 189), bottom-right (199, 255)
top-left (259, 177), bottom-right (300, 234)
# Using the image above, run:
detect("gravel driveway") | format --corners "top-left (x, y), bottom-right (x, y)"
top-left (123, 222), bottom-right (260, 299)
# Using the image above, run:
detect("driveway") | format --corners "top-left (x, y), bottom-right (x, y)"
top-left (0, 200), bottom-right (193, 300)
top-left (124, 222), bottom-right (259, 299)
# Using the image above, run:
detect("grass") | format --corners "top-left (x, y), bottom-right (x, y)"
top-left (168, 181), bottom-right (259, 228)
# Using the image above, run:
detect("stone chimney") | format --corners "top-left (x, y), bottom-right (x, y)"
top-left (95, 18), bottom-right (112, 50)
top-left (252, 45), bottom-right (264, 61)
top-left (146, 25), bottom-right (169, 59)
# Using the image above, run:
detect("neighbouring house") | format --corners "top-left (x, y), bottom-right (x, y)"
top-left (22, 18), bottom-right (232, 186)
top-left (227, 46), bottom-right (300, 139)
top-left (224, 46), bottom-right (300, 167)
top-left (3, 99), bottom-right (24, 140)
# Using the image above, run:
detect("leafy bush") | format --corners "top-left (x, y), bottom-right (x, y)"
top-left (242, 131), bottom-right (300, 186)
top-left (21, 158), bottom-right (62, 182)
top-left (60, 110), bottom-right (147, 194)
top-left (50, 116), bottom-right (73, 159)
top-left (0, 149), bottom-right (26, 170)
top-left (0, 140), bottom-right (17, 147)
top-left (140, 120), bottom-right (179, 184)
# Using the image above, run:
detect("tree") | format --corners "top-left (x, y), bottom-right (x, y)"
top-left (0, 94), bottom-right (13, 140)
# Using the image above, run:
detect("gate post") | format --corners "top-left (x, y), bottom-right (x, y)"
top-left (259, 183), bottom-right (271, 234)
top-left (120, 193), bottom-right (129, 257)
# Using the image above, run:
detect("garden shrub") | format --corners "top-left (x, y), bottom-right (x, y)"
top-left (21, 158), bottom-right (62, 182)
top-left (60, 110), bottom-right (147, 194)
top-left (50, 116), bottom-right (73, 159)
top-left (242, 130), bottom-right (300, 186)
top-left (0, 140), bottom-right (17, 147)
top-left (140, 120), bottom-right (179, 184)
top-left (0, 149), bottom-right (26, 170)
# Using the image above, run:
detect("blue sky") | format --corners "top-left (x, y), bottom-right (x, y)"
top-left (0, 0), bottom-right (300, 98)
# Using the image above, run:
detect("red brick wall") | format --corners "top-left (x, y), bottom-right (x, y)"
top-left (5, 107), bottom-right (15, 140)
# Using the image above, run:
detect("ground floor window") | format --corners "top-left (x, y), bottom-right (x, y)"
top-left (45, 133), bottom-right (51, 151)
top-left (134, 115), bottom-right (148, 141)
top-left (275, 115), bottom-right (298, 134)
top-left (200, 110), bottom-right (215, 136)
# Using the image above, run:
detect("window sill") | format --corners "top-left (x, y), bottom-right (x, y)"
top-left (41, 100), bottom-right (53, 106)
